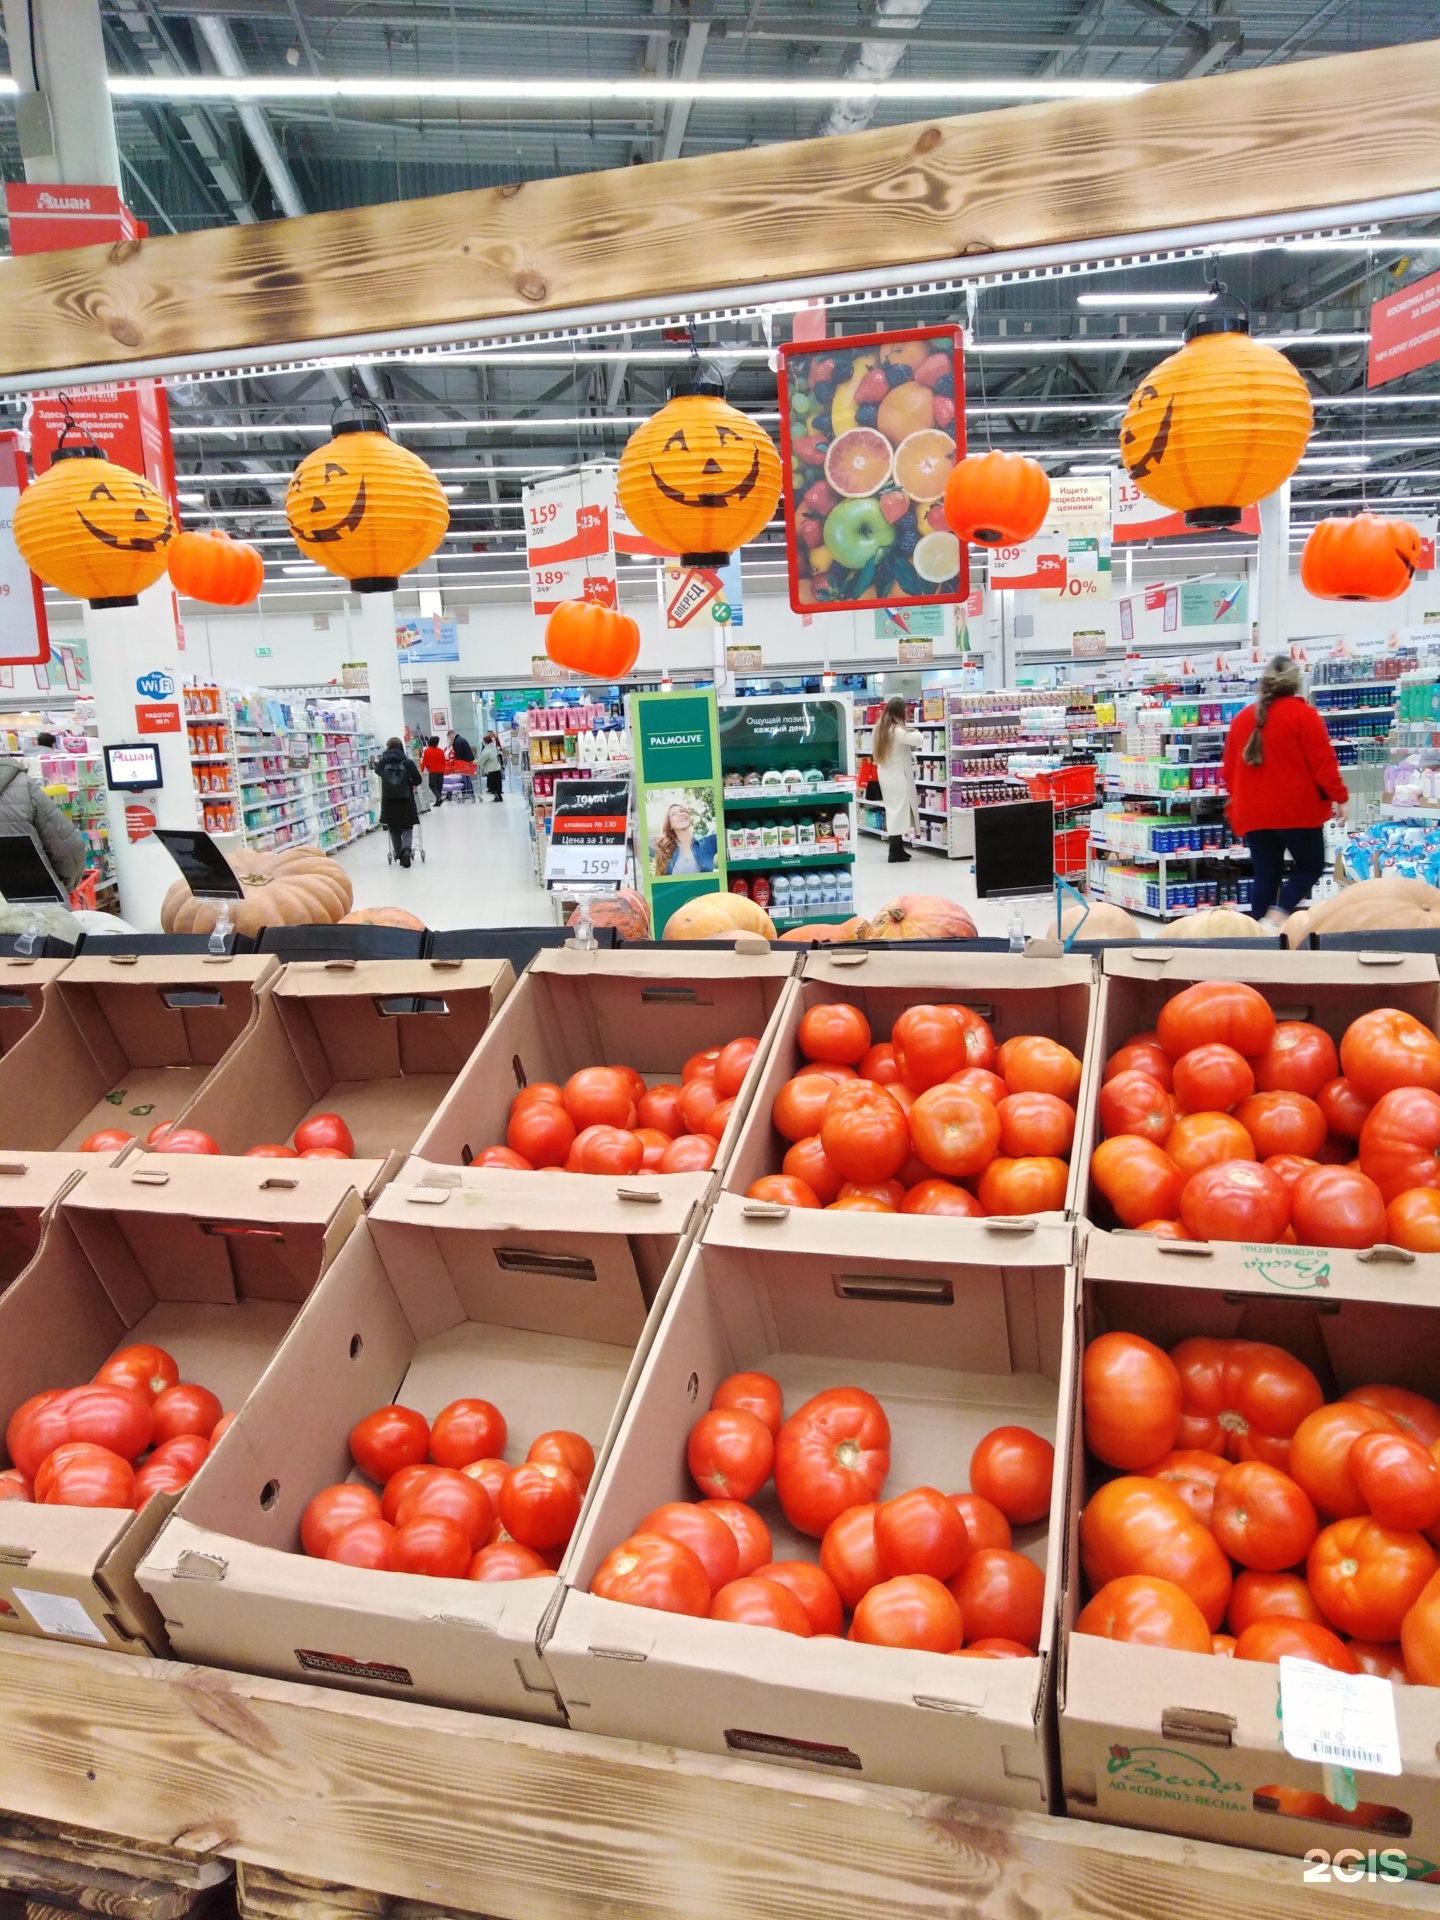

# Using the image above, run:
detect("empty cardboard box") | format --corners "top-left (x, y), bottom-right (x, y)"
top-left (0, 956), bottom-right (66, 1062)
top-left (0, 1157), bottom-right (365, 1653)
top-left (0, 1155), bottom-right (85, 1298)
top-left (547, 1211), bottom-right (1074, 1805)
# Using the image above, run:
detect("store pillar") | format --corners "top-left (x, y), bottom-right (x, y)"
top-left (349, 593), bottom-right (405, 745)
top-left (2, 0), bottom-right (120, 187)
top-left (1255, 482), bottom-right (1291, 660)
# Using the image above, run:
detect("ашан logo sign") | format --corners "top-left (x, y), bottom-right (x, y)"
top-left (34, 191), bottom-right (97, 213)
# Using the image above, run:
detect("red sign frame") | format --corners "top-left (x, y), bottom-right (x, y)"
top-left (0, 432), bottom-right (50, 669)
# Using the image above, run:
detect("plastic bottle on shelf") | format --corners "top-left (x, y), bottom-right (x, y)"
top-left (796, 813), bottom-right (816, 853)
top-left (726, 820), bottom-right (748, 863)
top-left (832, 808), bottom-right (851, 851)
top-left (778, 816), bottom-right (798, 856)
top-left (771, 873), bottom-right (791, 920)
top-left (760, 816), bottom-right (780, 857)
top-left (751, 875), bottom-right (771, 913)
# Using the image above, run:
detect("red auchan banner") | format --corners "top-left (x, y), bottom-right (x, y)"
top-left (1368, 269), bottom-right (1440, 386)
top-left (4, 182), bottom-right (142, 254)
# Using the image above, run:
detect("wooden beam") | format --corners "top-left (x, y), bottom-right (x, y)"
top-left (0, 1635), bottom-right (1431, 1920)
top-left (0, 39), bottom-right (1438, 381)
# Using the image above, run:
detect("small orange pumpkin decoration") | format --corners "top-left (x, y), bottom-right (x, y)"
top-left (13, 444), bottom-right (174, 608)
top-left (1300, 513), bottom-right (1423, 602)
top-left (168, 528), bottom-right (264, 606)
top-left (545, 600), bottom-right (641, 679)
top-left (1120, 307), bottom-right (1313, 529)
top-left (943, 450), bottom-right (1050, 548)
top-left (617, 375), bottom-right (781, 564)
top-left (285, 397), bottom-right (448, 592)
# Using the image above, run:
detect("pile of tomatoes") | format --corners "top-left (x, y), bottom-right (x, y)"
top-left (2, 1344), bottom-right (230, 1509)
top-left (589, 1369), bottom-right (1056, 1654)
top-left (490, 1043), bottom-right (761, 1176)
top-left (1093, 984), bottom-right (1440, 1249)
top-left (299, 1397), bottom-right (595, 1581)
top-left (1078, 1329), bottom-right (1440, 1684)
top-left (748, 1000), bottom-right (1083, 1216)
top-left (76, 1113), bottom-right (357, 1160)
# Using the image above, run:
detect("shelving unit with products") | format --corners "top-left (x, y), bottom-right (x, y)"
top-left (519, 698), bottom-right (631, 883)
top-left (184, 686), bottom-right (376, 854)
top-left (1089, 751), bottom-right (1246, 919)
top-left (944, 690), bottom-right (1103, 860)
top-left (721, 693), bottom-right (856, 930)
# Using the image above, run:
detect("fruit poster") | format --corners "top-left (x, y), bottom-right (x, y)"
top-left (779, 327), bottom-right (967, 615)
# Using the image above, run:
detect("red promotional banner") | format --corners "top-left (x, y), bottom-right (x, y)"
top-left (4, 182), bottom-right (141, 254)
top-left (135, 703), bottom-right (182, 734)
top-left (1368, 269), bottom-right (1440, 386)
top-left (25, 382), bottom-right (179, 520)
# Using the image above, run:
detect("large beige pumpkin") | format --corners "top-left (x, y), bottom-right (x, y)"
top-left (663, 893), bottom-right (777, 942)
top-left (1169, 908), bottom-right (1268, 940)
top-left (162, 846), bottom-right (353, 937)
top-left (1045, 902), bottom-right (1140, 943)
top-left (1285, 876), bottom-right (1440, 948)
top-left (862, 895), bottom-right (978, 942)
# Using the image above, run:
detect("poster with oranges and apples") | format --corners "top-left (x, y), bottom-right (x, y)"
top-left (779, 327), bottom-right (968, 616)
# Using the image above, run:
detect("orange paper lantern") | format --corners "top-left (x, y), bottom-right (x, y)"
top-left (545, 600), bottom-right (641, 678)
top-left (1119, 309), bottom-right (1313, 529)
top-left (943, 451), bottom-right (1050, 547)
top-left (1300, 513), bottom-right (1423, 602)
top-left (168, 528), bottom-right (265, 606)
top-left (286, 398), bottom-right (448, 591)
top-left (616, 377), bottom-right (781, 565)
top-left (13, 445), bottom-right (174, 608)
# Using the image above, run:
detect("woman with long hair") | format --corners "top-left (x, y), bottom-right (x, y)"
top-left (871, 695), bottom-right (922, 863)
top-left (652, 799), bottom-right (716, 876)
top-left (1222, 655), bottom-right (1348, 923)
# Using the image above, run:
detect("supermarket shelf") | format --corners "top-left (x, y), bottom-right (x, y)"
top-left (918, 807), bottom-right (948, 820)
top-left (1316, 704), bottom-right (1396, 717)
top-left (728, 853), bottom-right (855, 872)
top-left (911, 839), bottom-right (950, 854)
top-left (771, 910), bottom-right (856, 928)
top-left (1092, 843), bottom-right (1251, 864)
top-left (724, 789), bottom-right (853, 811)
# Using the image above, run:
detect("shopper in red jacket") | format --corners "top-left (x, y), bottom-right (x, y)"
top-left (1222, 655), bottom-right (1348, 922)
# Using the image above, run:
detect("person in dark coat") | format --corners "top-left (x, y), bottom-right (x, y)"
top-left (372, 736), bottom-right (422, 867)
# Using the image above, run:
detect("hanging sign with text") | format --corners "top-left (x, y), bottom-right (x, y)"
top-left (1112, 470), bottom-right (1259, 543)
top-left (523, 466), bottom-right (618, 616)
top-left (0, 433), bottom-right (49, 669)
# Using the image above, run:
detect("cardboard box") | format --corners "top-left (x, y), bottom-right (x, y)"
top-left (136, 1167), bottom-right (696, 1721)
top-left (412, 948), bottom-right (798, 1211)
top-left (0, 1155), bottom-right (85, 1297)
top-left (0, 1158), bottom-right (365, 1653)
top-left (0, 956), bottom-right (66, 1061)
top-left (547, 1213), bottom-right (1074, 1804)
top-left (1060, 1229), bottom-right (1440, 1862)
top-left (714, 948), bottom-right (1097, 1266)
top-left (1079, 947), bottom-right (1440, 1273)
top-left (0, 954), bottom-right (277, 1153)
top-left (169, 958), bottom-right (514, 1159)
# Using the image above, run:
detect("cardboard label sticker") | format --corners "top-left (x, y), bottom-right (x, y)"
top-left (13, 1588), bottom-right (107, 1643)
top-left (1280, 1658), bottom-right (1401, 1776)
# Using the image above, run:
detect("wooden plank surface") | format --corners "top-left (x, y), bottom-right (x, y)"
top-left (0, 1635), bottom-right (1432, 1920)
top-left (0, 39), bottom-right (1438, 380)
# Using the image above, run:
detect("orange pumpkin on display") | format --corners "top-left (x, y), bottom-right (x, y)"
top-left (1119, 308), bottom-right (1312, 529)
top-left (545, 600), bottom-right (641, 678)
top-left (1300, 513), bottom-right (1423, 602)
top-left (863, 895), bottom-right (978, 942)
top-left (943, 451), bottom-right (1050, 547)
top-left (285, 399), bottom-right (448, 591)
top-left (168, 528), bottom-right (264, 606)
top-left (338, 907), bottom-right (427, 931)
top-left (13, 445), bottom-right (174, 607)
top-left (617, 378), bottom-right (781, 564)
top-left (566, 889), bottom-right (651, 942)
top-left (162, 847), bottom-right (353, 937)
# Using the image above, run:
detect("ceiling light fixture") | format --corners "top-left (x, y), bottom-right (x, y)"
top-left (1076, 292), bottom-right (1216, 308)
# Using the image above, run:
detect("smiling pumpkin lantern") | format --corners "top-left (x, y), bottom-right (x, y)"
top-left (13, 443), bottom-right (174, 608)
top-left (286, 398), bottom-right (448, 591)
top-left (617, 374), bottom-right (781, 565)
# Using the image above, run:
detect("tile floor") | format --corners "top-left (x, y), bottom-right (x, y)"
top-left (336, 789), bottom-right (1076, 939)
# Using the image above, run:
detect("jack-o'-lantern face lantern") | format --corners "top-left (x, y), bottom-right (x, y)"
top-left (285, 399), bottom-right (448, 592)
top-left (12, 446), bottom-right (175, 608)
top-left (617, 379), bottom-right (781, 565)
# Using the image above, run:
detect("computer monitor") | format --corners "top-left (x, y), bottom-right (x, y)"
top-left (0, 833), bottom-right (69, 904)
top-left (103, 742), bottom-right (163, 792)
top-left (152, 830), bottom-right (245, 900)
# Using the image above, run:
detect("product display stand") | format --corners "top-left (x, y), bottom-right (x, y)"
top-left (854, 696), bottom-right (949, 853)
top-left (192, 688), bottom-right (377, 855)
top-left (521, 699), bottom-right (631, 885)
top-left (720, 693), bottom-right (857, 929)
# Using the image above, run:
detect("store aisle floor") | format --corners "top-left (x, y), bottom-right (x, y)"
top-left (336, 793), bottom-right (1079, 939)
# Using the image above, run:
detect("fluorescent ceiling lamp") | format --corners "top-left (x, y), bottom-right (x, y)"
top-left (175, 491), bottom-right (207, 505)
top-left (1299, 454), bottom-right (1372, 465)
top-left (1068, 464), bottom-right (1119, 473)
top-left (1076, 292), bottom-right (1216, 308)
top-left (280, 564), bottom-right (324, 576)
top-left (975, 332), bottom-right (1367, 352)
top-left (101, 76), bottom-right (1148, 104)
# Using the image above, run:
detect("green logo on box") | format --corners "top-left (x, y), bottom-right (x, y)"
top-left (1105, 1744), bottom-right (1245, 1811)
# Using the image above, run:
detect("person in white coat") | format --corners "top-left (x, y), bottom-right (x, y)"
top-left (871, 696), bottom-right (921, 863)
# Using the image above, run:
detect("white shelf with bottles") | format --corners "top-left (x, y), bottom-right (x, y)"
top-left (722, 691), bottom-right (858, 924)
top-left (189, 688), bottom-right (378, 854)
top-left (520, 699), bottom-right (632, 882)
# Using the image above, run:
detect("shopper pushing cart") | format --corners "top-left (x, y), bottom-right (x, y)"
top-left (373, 736), bottom-right (424, 868)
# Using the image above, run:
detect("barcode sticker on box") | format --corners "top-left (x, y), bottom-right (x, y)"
top-left (12, 1588), bottom-right (107, 1644)
top-left (1280, 1657), bottom-right (1402, 1776)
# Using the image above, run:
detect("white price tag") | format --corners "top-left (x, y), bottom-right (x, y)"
top-left (1280, 1657), bottom-right (1402, 1776)
top-left (544, 845), bottom-right (627, 886)
top-left (13, 1587), bottom-right (108, 1643)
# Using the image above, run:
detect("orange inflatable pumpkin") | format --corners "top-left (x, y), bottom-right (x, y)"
top-left (168, 528), bottom-right (264, 606)
top-left (1300, 513), bottom-right (1423, 602)
top-left (545, 600), bottom-right (641, 679)
top-left (617, 377), bottom-right (781, 564)
top-left (943, 451), bottom-right (1050, 547)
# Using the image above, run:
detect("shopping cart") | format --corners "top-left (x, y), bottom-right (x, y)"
top-left (386, 809), bottom-right (427, 866)
top-left (445, 753), bottom-right (478, 802)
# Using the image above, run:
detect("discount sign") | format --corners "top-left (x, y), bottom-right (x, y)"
top-left (523, 466), bottom-right (618, 617)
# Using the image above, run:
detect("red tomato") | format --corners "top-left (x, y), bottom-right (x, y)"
top-left (635, 1086), bottom-right (683, 1136)
top-left (875, 1485), bottom-right (970, 1581)
top-left (820, 1502), bottom-right (882, 1609)
top-left (827, 1194), bottom-right (891, 1212)
top-left (1342, 1007), bottom-right (1440, 1101)
top-left (632, 1129), bottom-right (671, 1171)
top-left (1080, 1476), bottom-right (1234, 1629)
top-left (461, 1457), bottom-right (511, 1508)
top-left (1175, 1044), bottom-right (1259, 1121)
top-left (153, 1128), bottom-right (219, 1155)
top-left (1264, 1153), bottom-right (1321, 1194)
top-left (682, 1048), bottom-right (722, 1084)
top-left (245, 1144), bottom-right (300, 1159)
top-left (970, 1426), bottom-right (1054, 1525)
top-left (132, 1433), bottom-right (210, 1505)
top-left (1146, 1450), bottom-right (1229, 1528)
top-left (1350, 1429), bottom-right (1440, 1531)
top-left (774, 1387), bottom-right (891, 1536)
top-left (6, 1391), bottom-right (73, 1481)
top-left (947, 1068), bottom-right (1009, 1106)
top-left (1289, 1402), bottom-right (1398, 1517)
top-left (1401, 1569), bottom-right (1440, 1684)
top-left (1180, 1160), bottom-right (1290, 1243)
top-left (507, 1101), bottom-right (575, 1168)
top-left (678, 1077), bottom-right (722, 1135)
top-left (1075, 1575), bottom-right (1213, 1653)
top-left (1358, 1085), bottom-right (1440, 1204)
top-left (699, 1499), bottom-right (771, 1577)
top-left (1345, 1384), bottom-right (1440, 1448)
top-left (1165, 1112), bottom-right (1256, 1181)
top-left (713, 1036), bottom-right (759, 1100)
top-left (901, 1179), bottom-right (985, 1217)
top-left (606, 1065), bottom-right (648, 1106)
top-left (1289, 1164), bottom-right (1386, 1248)
top-left (976, 1156), bottom-right (1069, 1216)
top-left (658, 1133), bottom-right (718, 1173)
top-left (300, 1482), bottom-right (384, 1558)
top-left (638, 1502), bottom-right (740, 1595)
top-left (995, 1092), bottom-right (1074, 1159)
top-left (1157, 982), bottom-right (1276, 1060)
top-left (752, 1560), bottom-right (843, 1636)
top-left (858, 1043), bottom-right (901, 1086)
top-left (1347, 1640), bottom-right (1411, 1682)
top-left (1308, 1516), bottom-right (1438, 1641)
top-left (151, 1384), bottom-right (223, 1446)
top-left (94, 1343), bottom-right (179, 1403)
top-left (472, 1145), bottom-right (533, 1170)
top-left (820, 1083), bottom-right (910, 1182)
top-left (1252, 1021), bottom-right (1339, 1096)
top-left (710, 1575), bottom-right (813, 1634)
top-left (1098, 1072), bottom-right (1176, 1145)
top-left (941, 1006), bottom-right (999, 1074)
top-left (996, 1036), bottom-right (1082, 1102)
top-left (1318, 1075), bottom-right (1373, 1140)
top-left (39, 1442), bottom-right (135, 1509)
top-left (1171, 1337), bottom-right (1324, 1466)
top-left (390, 1512), bottom-right (472, 1577)
top-left (798, 1005), bottom-right (871, 1067)
top-left (1083, 1331), bottom-right (1181, 1472)
top-left (712, 1371), bottom-right (784, 1436)
top-left (1105, 1042), bottom-right (1174, 1091)
top-left (961, 1637), bottom-right (1036, 1659)
top-left (951, 1547), bottom-right (1046, 1648)
top-left (145, 1121), bottom-right (178, 1145)
top-left (772, 1075), bottom-right (836, 1143)
top-left (1385, 1188), bottom-right (1440, 1251)
top-left (591, 1531), bottom-right (711, 1614)
top-left (293, 1113), bottom-right (354, 1157)
top-left (747, 1174), bottom-right (820, 1208)
top-left (1135, 1219), bottom-right (1191, 1239)
top-left (563, 1068), bottom-right (637, 1130)
top-left (0, 1470), bottom-right (31, 1502)
top-left (527, 1431), bottom-right (596, 1490)
top-left (1090, 1136), bottom-right (1184, 1228)
top-left (299, 1148), bottom-right (348, 1160)
top-left (907, 1085), bottom-right (1001, 1177)
top-left (780, 1135), bottom-right (843, 1203)
top-left (799, 1063), bottom-right (859, 1084)
top-left (571, 1124), bottom-right (644, 1175)
top-left (687, 1407), bottom-right (774, 1501)
top-left (381, 1463), bottom-right (438, 1524)
top-left (326, 1517), bottom-right (396, 1569)
top-left (498, 1461), bottom-right (582, 1549)
top-left (1210, 1461), bottom-right (1318, 1571)
top-left (700, 1098), bottom-right (736, 1143)
top-left (850, 1574), bottom-right (963, 1651)
top-left (1234, 1091), bottom-right (1327, 1162)
top-left (891, 1005), bottom-right (968, 1091)
top-left (396, 1467), bottom-right (493, 1548)
top-left (950, 1492), bottom-right (1011, 1551)
top-left (1227, 1569), bottom-right (1323, 1636)
top-left (57, 1383), bottom-right (154, 1461)
top-left (349, 1404), bottom-right (431, 1483)
top-left (511, 1083), bottom-right (565, 1112)
top-left (77, 1129), bottom-right (136, 1153)
top-left (468, 1542), bottom-right (549, 1581)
